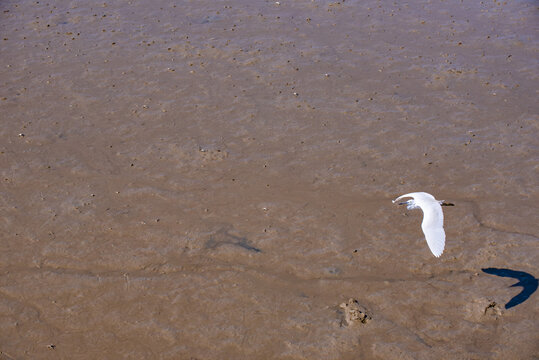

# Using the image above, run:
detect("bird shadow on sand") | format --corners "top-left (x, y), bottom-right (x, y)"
top-left (481, 268), bottom-right (538, 309)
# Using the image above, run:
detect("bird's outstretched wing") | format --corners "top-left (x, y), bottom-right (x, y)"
top-left (422, 226), bottom-right (445, 257)
top-left (419, 200), bottom-right (445, 257)
top-left (392, 192), bottom-right (434, 204)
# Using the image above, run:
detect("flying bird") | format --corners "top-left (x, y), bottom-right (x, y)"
top-left (392, 192), bottom-right (453, 257)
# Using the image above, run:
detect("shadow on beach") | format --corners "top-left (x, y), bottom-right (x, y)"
top-left (482, 268), bottom-right (538, 309)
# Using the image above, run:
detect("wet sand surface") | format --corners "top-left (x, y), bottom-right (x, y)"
top-left (1, 0), bottom-right (538, 359)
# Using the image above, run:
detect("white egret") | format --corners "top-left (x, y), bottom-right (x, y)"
top-left (392, 192), bottom-right (452, 257)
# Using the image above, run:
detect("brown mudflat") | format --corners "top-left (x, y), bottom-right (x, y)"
top-left (1, 1), bottom-right (538, 359)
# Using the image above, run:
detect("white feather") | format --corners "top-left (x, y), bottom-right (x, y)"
top-left (393, 192), bottom-right (446, 257)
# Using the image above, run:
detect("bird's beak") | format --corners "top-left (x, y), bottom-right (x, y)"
top-left (441, 202), bottom-right (455, 207)
top-left (398, 202), bottom-right (408, 205)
